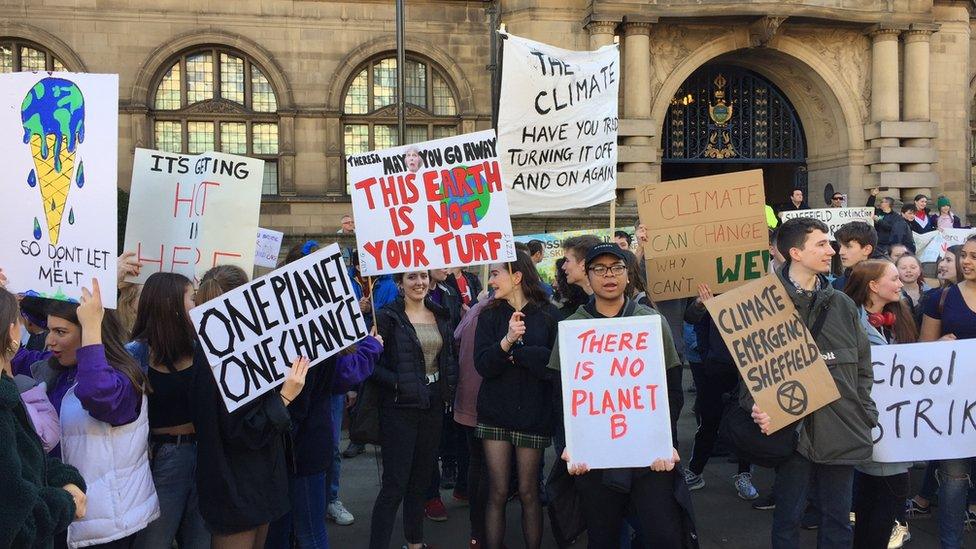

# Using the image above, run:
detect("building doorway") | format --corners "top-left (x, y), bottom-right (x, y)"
top-left (661, 65), bottom-right (807, 208)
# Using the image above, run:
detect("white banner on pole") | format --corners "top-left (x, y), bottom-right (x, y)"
top-left (558, 315), bottom-right (673, 469)
top-left (871, 339), bottom-right (976, 462)
top-left (780, 207), bottom-right (874, 241)
top-left (498, 33), bottom-right (618, 215)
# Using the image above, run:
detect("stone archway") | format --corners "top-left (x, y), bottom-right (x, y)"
top-left (649, 27), bottom-right (867, 207)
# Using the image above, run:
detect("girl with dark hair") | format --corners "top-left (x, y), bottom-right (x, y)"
top-left (30, 280), bottom-right (159, 548)
top-left (0, 286), bottom-right (88, 548)
top-left (127, 272), bottom-right (208, 549)
top-left (474, 252), bottom-right (559, 549)
top-left (918, 235), bottom-right (976, 548)
top-left (190, 265), bottom-right (310, 549)
top-left (369, 270), bottom-right (458, 549)
top-left (894, 254), bottom-right (930, 324)
top-left (553, 257), bottom-right (589, 319)
top-left (842, 259), bottom-right (917, 549)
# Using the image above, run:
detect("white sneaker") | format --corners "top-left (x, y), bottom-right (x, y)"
top-left (327, 500), bottom-right (355, 526)
top-left (888, 521), bottom-right (911, 549)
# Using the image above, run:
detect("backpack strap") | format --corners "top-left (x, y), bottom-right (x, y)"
top-left (938, 286), bottom-right (951, 317)
top-left (809, 304), bottom-right (830, 340)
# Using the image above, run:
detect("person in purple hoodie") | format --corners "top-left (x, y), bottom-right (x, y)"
top-left (30, 279), bottom-right (159, 548)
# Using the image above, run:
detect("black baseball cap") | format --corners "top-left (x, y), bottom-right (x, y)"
top-left (585, 243), bottom-right (628, 267)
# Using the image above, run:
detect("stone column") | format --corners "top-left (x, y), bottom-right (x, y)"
top-left (586, 19), bottom-right (617, 49)
top-left (867, 27), bottom-right (902, 184)
top-left (901, 25), bottom-right (937, 201)
top-left (622, 18), bottom-right (653, 185)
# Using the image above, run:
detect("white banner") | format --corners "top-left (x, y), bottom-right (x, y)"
top-left (0, 72), bottom-right (118, 307)
top-left (780, 207), bottom-right (874, 241)
top-left (871, 339), bottom-right (976, 462)
top-left (498, 33), bottom-right (618, 215)
top-left (559, 316), bottom-right (673, 469)
top-left (123, 148), bottom-right (264, 284)
top-left (914, 228), bottom-right (976, 263)
top-left (189, 244), bottom-right (367, 412)
top-left (347, 129), bottom-right (516, 276)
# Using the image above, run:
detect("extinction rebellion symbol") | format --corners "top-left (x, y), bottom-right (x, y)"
top-left (777, 381), bottom-right (808, 416)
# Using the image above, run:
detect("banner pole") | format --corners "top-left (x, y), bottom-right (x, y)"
top-left (367, 276), bottom-right (378, 336)
top-left (609, 195), bottom-right (617, 237)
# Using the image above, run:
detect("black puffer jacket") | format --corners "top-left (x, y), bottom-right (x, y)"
top-left (474, 300), bottom-right (559, 436)
top-left (372, 297), bottom-right (458, 409)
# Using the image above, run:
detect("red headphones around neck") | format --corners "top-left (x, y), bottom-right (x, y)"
top-left (867, 311), bottom-right (896, 328)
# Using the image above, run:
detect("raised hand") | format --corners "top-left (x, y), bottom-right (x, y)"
top-left (77, 279), bottom-right (104, 346)
top-left (280, 356), bottom-right (310, 404)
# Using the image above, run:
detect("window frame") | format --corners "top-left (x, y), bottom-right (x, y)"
top-left (149, 46), bottom-right (281, 194)
top-left (0, 38), bottom-right (66, 72)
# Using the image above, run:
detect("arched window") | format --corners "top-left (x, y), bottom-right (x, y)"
top-left (0, 39), bottom-right (67, 72)
top-left (150, 47), bottom-right (280, 194)
top-left (341, 54), bottom-right (460, 190)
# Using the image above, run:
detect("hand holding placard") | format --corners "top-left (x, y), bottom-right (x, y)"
top-left (751, 403), bottom-right (772, 435)
top-left (280, 356), bottom-right (310, 406)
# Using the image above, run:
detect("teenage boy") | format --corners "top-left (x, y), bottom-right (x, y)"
top-left (550, 243), bottom-right (696, 548)
top-left (831, 221), bottom-right (881, 290)
top-left (751, 217), bottom-right (877, 549)
top-left (884, 204), bottom-right (917, 254)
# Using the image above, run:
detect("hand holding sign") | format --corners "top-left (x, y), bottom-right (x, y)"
top-left (751, 403), bottom-right (772, 435)
top-left (561, 448), bottom-right (589, 476)
top-left (280, 356), bottom-right (310, 405)
top-left (117, 251), bottom-right (142, 288)
top-left (650, 448), bottom-right (681, 472)
top-left (78, 278), bottom-right (104, 346)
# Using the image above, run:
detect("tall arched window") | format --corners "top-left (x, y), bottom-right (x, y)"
top-left (341, 54), bottom-right (460, 190)
top-left (150, 47), bottom-right (280, 194)
top-left (0, 39), bottom-right (67, 72)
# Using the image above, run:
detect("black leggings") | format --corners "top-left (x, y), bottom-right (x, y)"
top-left (483, 440), bottom-right (543, 549)
top-left (465, 426), bottom-right (488, 542)
top-left (853, 471), bottom-right (910, 549)
top-left (369, 402), bottom-right (444, 548)
top-left (575, 470), bottom-right (685, 549)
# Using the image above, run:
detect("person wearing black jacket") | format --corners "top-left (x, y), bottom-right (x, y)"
top-left (190, 265), bottom-right (310, 549)
top-left (474, 252), bottom-right (558, 549)
top-left (369, 271), bottom-right (457, 549)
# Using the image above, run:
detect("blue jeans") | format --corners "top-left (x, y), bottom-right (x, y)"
top-left (134, 442), bottom-right (209, 549)
top-left (937, 458), bottom-right (972, 549)
top-left (771, 453), bottom-right (853, 549)
top-left (326, 394), bottom-right (344, 503)
top-left (266, 473), bottom-right (329, 549)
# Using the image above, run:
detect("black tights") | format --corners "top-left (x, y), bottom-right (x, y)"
top-left (483, 440), bottom-right (542, 549)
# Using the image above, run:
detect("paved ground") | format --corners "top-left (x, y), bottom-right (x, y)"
top-left (329, 368), bottom-right (969, 548)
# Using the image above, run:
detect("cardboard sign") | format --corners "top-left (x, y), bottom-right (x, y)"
top-left (871, 339), bottom-right (976, 462)
top-left (498, 33), bottom-right (618, 215)
top-left (515, 228), bottom-right (614, 283)
top-left (255, 228), bottom-right (284, 268)
top-left (347, 129), bottom-right (516, 276)
top-left (780, 207), bottom-right (874, 241)
top-left (123, 148), bottom-right (264, 284)
top-left (559, 315), bottom-right (673, 469)
top-left (0, 72), bottom-right (119, 307)
top-left (189, 244), bottom-right (367, 412)
top-left (704, 274), bottom-right (840, 433)
top-left (636, 170), bottom-right (768, 301)
top-left (914, 228), bottom-right (976, 263)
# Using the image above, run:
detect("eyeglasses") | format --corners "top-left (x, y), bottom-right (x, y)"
top-left (832, 196), bottom-right (843, 201)
top-left (588, 264), bottom-right (627, 276)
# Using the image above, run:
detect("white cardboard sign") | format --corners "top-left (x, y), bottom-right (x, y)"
top-left (871, 339), bottom-right (976, 462)
top-left (255, 228), bottom-right (284, 268)
top-left (189, 243), bottom-right (367, 412)
top-left (0, 72), bottom-right (118, 307)
top-left (780, 207), bottom-right (874, 241)
top-left (558, 315), bottom-right (673, 469)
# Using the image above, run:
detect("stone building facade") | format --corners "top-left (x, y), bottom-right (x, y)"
top-left (2, 0), bottom-right (974, 239)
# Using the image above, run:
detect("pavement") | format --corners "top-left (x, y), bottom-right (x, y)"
top-left (328, 368), bottom-right (969, 548)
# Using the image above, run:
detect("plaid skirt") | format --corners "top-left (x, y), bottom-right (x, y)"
top-left (475, 423), bottom-right (550, 449)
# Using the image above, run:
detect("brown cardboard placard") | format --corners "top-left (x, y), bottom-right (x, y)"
top-left (703, 274), bottom-right (840, 433)
top-left (637, 170), bottom-right (768, 301)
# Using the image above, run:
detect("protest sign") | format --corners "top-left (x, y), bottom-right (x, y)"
top-left (255, 228), bottom-right (284, 268)
top-left (558, 315), bottom-right (673, 469)
top-left (870, 339), bottom-right (976, 462)
top-left (780, 207), bottom-right (874, 241)
top-left (704, 274), bottom-right (840, 433)
top-left (0, 73), bottom-right (119, 307)
top-left (498, 33), bottom-right (618, 215)
top-left (123, 148), bottom-right (264, 283)
top-left (636, 170), bottom-right (767, 301)
top-left (515, 228), bottom-right (613, 283)
top-left (347, 130), bottom-right (516, 276)
top-left (914, 228), bottom-right (976, 263)
top-left (189, 243), bottom-right (367, 412)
